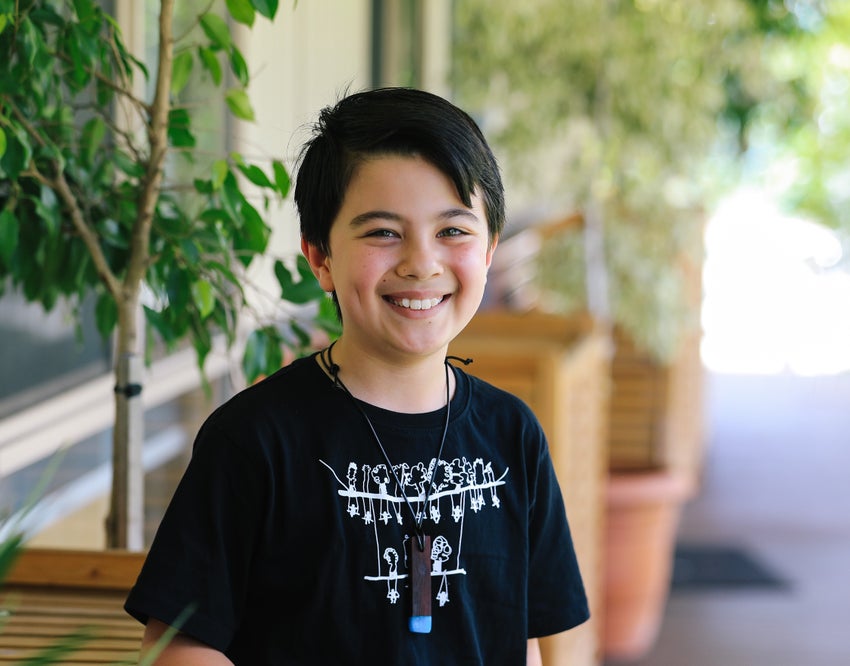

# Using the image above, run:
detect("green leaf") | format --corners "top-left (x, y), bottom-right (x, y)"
top-left (113, 149), bottom-right (145, 178)
top-left (198, 46), bottom-right (223, 86)
top-left (194, 178), bottom-right (214, 194)
top-left (0, 14), bottom-right (8, 37)
top-left (274, 257), bottom-right (325, 304)
top-left (242, 326), bottom-right (283, 383)
top-left (208, 260), bottom-right (242, 294)
top-left (0, 532), bottom-right (24, 583)
top-left (225, 88), bottom-right (255, 121)
top-left (96, 61), bottom-right (116, 106)
top-left (145, 306), bottom-right (175, 347)
top-left (179, 238), bottom-right (201, 264)
top-left (226, 0), bottom-right (256, 27)
top-left (0, 126), bottom-right (6, 159)
top-left (191, 279), bottom-right (215, 319)
top-left (316, 295), bottom-right (342, 336)
top-left (65, 23), bottom-right (96, 89)
top-left (289, 320), bottom-right (311, 349)
top-left (25, 628), bottom-right (92, 663)
top-left (236, 162), bottom-right (274, 188)
top-left (251, 0), bottom-right (279, 19)
top-left (100, 218), bottom-right (129, 249)
top-left (212, 159), bottom-right (229, 190)
top-left (0, 129), bottom-right (33, 180)
top-left (199, 208), bottom-right (231, 230)
top-left (80, 116), bottom-right (106, 168)
top-left (19, 15), bottom-right (40, 68)
top-left (35, 186), bottom-right (60, 236)
top-left (166, 270), bottom-right (191, 312)
top-left (191, 318), bottom-right (213, 370)
top-left (171, 50), bottom-right (194, 96)
top-left (0, 207), bottom-right (19, 265)
top-left (200, 13), bottom-right (232, 51)
top-left (230, 45), bottom-right (249, 87)
top-left (94, 292), bottom-right (118, 340)
top-left (136, 604), bottom-right (197, 666)
top-left (235, 201), bottom-right (270, 264)
top-left (273, 160), bottom-right (290, 197)
top-left (73, 0), bottom-right (97, 23)
top-left (168, 108), bottom-right (196, 148)
top-left (220, 171), bottom-right (244, 223)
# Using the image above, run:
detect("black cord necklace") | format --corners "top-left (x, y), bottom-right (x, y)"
top-left (319, 341), bottom-right (471, 634)
top-left (321, 341), bottom-right (451, 552)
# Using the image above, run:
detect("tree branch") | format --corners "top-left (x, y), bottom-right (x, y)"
top-left (8, 103), bottom-right (122, 300)
top-left (125, 0), bottom-right (175, 296)
top-left (53, 50), bottom-right (152, 118)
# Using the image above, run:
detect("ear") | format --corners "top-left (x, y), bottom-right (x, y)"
top-left (485, 234), bottom-right (499, 270)
top-left (301, 238), bottom-right (335, 292)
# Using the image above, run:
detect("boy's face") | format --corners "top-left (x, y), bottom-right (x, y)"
top-left (303, 154), bottom-right (497, 364)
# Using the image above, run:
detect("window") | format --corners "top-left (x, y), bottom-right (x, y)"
top-left (372, 0), bottom-right (423, 88)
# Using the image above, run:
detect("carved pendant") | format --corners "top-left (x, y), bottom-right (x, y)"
top-left (408, 534), bottom-right (432, 633)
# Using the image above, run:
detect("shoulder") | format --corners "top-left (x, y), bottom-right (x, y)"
top-left (200, 354), bottom-right (330, 439)
top-left (460, 367), bottom-right (539, 421)
top-left (454, 366), bottom-right (546, 450)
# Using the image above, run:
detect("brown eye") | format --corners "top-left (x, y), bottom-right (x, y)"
top-left (366, 229), bottom-right (398, 238)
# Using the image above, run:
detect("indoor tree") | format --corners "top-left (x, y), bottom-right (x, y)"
top-left (0, 0), bottom-right (335, 549)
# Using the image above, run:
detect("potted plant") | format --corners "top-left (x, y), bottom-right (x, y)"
top-left (0, 0), bottom-right (335, 549)
top-left (451, 0), bottom-right (816, 659)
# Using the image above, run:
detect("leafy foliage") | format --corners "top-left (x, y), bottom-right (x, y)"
top-left (763, 2), bottom-right (850, 233)
top-left (452, 0), bottom-right (817, 361)
top-left (0, 0), bottom-right (330, 383)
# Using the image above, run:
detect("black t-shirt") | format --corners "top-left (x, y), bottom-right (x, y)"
top-left (125, 354), bottom-right (589, 665)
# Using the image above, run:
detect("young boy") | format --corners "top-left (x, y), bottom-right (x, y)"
top-left (125, 87), bottom-right (589, 665)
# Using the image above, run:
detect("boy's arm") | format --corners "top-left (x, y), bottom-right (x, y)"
top-left (527, 638), bottom-right (542, 666)
top-left (140, 618), bottom-right (234, 666)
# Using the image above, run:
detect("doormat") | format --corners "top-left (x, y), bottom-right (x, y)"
top-left (671, 544), bottom-right (789, 591)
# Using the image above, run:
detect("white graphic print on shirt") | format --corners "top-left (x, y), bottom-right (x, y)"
top-left (321, 456), bottom-right (507, 607)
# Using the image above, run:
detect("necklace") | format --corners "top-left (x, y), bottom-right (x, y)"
top-left (319, 341), bottom-right (461, 634)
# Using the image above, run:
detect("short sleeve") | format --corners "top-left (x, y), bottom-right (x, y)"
top-left (526, 440), bottom-right (590, 637)
top-left (124, 418), bottom-right (269, 652)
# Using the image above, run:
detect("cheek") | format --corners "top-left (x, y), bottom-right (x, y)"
top-left (338, 253), bottom-right (389, 292)
top-left (453, 247), bottom-right (491, 283)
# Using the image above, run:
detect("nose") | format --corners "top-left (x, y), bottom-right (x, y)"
top-left (396, 236), bottom-right (443, 280)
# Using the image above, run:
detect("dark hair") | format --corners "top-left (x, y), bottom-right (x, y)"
top-left (294, 87), bottom-right (505, 253)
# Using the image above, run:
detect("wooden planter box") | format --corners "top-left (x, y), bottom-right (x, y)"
top-left (451, 310), bottom-right (611, 666)
top-left (0, 548), bottom-right (145, 664)
top-left (608, 325), bottom-right (706, 486)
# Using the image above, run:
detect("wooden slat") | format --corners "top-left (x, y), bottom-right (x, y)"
top-left (5, 549), bottom-right (145, 590)
top-left (1, 624), bottom-right (140, 639)
top-left (0, 549), bottom-right (144, 665)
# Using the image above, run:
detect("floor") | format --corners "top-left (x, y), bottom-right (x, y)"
top-left (605, 371), bottom-right (850, 666)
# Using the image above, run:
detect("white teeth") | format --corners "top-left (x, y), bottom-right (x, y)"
top-left (396, 297), bottom-right (442, 310)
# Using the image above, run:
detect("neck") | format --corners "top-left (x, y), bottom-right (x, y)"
top-left (321, 338), bottom-right (453, 413)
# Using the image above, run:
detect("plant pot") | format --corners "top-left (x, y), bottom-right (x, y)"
top-left (603, 468), bottom-right (693, 661)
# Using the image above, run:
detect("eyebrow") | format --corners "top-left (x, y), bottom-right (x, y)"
top-left (348, 208), bottom-right (480, 228)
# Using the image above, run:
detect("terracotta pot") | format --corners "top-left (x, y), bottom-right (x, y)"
top-left (603, 469), bottom-right (693, 661)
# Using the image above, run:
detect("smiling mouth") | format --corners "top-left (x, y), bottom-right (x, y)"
top-left (387, 296), bottom-right (444, 311)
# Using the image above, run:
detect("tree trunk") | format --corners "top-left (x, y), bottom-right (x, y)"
top-left (106, 295), bottom-right (145, 550)
top-left (105, 0), bottom-right (175, 550)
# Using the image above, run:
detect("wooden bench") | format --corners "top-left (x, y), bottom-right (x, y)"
top-left (0, 548), bottom-right (145, 664)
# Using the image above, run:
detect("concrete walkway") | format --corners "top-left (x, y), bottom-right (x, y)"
top-left (607, 371), bottom-right (850, 666)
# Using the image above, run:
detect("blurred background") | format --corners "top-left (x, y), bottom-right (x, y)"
top-left (1, 1), bottom-right (848, 665)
